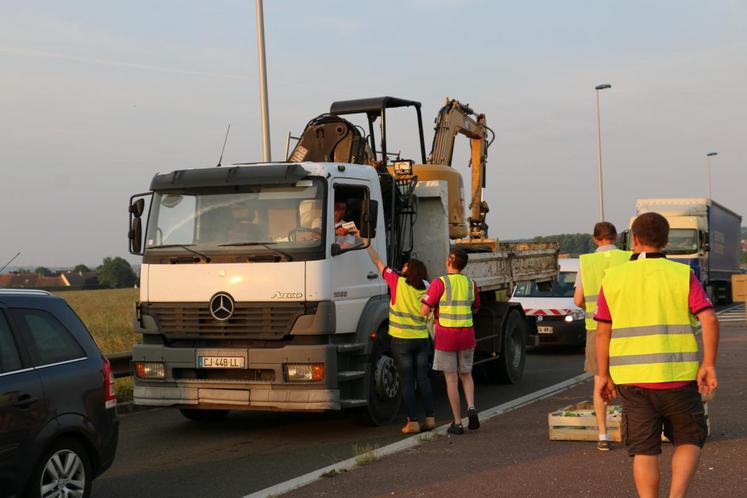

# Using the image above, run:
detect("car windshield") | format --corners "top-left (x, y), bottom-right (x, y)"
top-left (665, 229), bottom-right (699, 254)
top-left (144, 179), bottom-right (325, 261)
top-left (513, 271), bottom-right (577, 298)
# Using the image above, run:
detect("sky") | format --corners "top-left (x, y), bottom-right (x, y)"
top-left (1, 0), bottom-right (746, 267)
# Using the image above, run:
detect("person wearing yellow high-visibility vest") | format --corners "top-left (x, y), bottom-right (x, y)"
top-left (364, 242), bottom-right (435, 434)
top-left (595, 212), bottom-right (719, 498)
top-left (573, 221), bottom-right (631, 451)
top-left (421, 248), bottom-right (481, 435)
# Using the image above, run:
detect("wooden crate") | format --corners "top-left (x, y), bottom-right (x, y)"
top-left (548, 401), bottom-right (623, 442)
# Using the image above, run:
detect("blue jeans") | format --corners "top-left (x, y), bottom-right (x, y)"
top-left (391, 337), bottom-right (434, 420)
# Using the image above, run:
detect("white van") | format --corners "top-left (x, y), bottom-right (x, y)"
top-left (510, 258), bottom-right (585, 346)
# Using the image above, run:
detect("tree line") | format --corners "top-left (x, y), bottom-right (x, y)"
top-left (25, 257), bottom-right (137, 289)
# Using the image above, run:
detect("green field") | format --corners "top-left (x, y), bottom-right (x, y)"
top-left (55, 288), bottom-right (140, 354)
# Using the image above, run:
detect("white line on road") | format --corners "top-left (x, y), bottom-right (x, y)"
top-left (242, 372), bottom-right (592, 498)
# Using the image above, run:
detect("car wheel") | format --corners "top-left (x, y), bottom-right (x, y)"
top-left (27, 437), bottom-right (92, 498)
top-left (179, 409), bottom-right (230, 421)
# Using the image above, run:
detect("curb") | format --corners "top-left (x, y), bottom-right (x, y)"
top-left (243, 372), bottom-right (592, 498)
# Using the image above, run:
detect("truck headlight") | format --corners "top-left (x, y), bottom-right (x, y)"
top-left (565, 310), bottom-right (586, 322)
top-left (284, 363), bottom-right (325, 382)
top-left (135, 361), bottom-right (166, 379)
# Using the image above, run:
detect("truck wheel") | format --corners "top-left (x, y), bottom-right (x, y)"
top-left (179, 408), bottom-right (230, 421)
top-left (355, 344), bottom-right (402, 426)
top-left (488, 310), bottom-right (527, 384)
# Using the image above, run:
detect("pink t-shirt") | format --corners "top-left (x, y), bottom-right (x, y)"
top-left (422, 276), bottom-right (480, 352)
top-left (594, 270), bottom-right (712, 389)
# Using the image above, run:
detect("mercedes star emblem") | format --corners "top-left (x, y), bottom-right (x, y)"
top-left (209, 292), bottom-right (234, 321)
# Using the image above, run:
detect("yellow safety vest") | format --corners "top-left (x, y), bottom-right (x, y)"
top-left (602, 258), bottom-right (698, 384)
top-left (438, 274), bottom-right (475, 328)
top-left (580, 249), bottom-right (631, 331)
top-left (389, 277), bottom-right (429, 339)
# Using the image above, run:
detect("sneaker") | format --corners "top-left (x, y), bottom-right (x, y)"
top-left (447, 422), bottom-right (464, 435)
top-left (401, 418), bottom-right (421, 434)
top-left (467, 407), bottom-right (480, 430)
top-left (597, 440), bottom-right (611, 451)
top-left (423, 416), bottom-right (436, 431)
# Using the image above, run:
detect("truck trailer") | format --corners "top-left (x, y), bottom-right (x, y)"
top-left (127, 97), bottom-right (559, 424)
top-left (630, 198), bottom-right (742, 304)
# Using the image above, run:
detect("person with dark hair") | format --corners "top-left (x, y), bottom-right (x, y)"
top-left (595, 212), bottom-right (719, 497)
top-left (573, 221), bottom-right (631, 450)
top-left (363, 241), bottom-right (435, 434)
top-left (421, 248), bottom-right (480, 435)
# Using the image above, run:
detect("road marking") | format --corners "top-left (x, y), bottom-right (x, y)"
top-left (242, 372), bottom-right (591, 498)
top-left (716, 303), bottom-right (744, 323)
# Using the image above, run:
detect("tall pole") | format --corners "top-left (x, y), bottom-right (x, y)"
top-left (594, 83), bottom-right (611, 221)
top-left (255, 0), bottom-right (271, 162)
top-left (706, 152), bottom-right (718, 198)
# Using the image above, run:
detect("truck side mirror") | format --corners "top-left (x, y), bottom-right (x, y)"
top-left (359, 199), bottom-right (378, 239)
top-left (129, 217), bottom-right (143, 254)
top-left (129, 198), bottom-right (145, 218)
top-left (618, 231), bottom-right (629, 250)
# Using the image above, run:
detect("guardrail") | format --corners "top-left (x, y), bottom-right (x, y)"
top-left (107, 352), bottom-right (133, 378)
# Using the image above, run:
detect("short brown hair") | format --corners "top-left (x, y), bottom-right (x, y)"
top-left (448, 248), bottom-right (469, 271)
top-left (593, 221), bottom-right (617, 241)
top-left (403, 258), bottom-right (429, 290)
top-left (632, 212), bottom-right (669, 249)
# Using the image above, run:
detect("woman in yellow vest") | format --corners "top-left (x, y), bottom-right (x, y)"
top-left (364, 243), bottom-right (435, 434)
top-left (595, 212), bottom-right (719, 498)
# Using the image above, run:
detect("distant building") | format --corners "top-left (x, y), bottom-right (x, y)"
top-left (0, 270), bottom-right (99, 289)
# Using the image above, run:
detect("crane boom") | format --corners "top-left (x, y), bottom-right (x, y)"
top-left (428, 98), bottom-right (491, 240)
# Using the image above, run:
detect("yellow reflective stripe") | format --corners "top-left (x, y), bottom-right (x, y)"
top-left (609, 352), bottom-right (699, 366)
top-left (611, 324), bottom-right (694, 339)
top-left (389, 309), bottom-right (425, 322)
top-left (389, 322), bottom-right (427, 331)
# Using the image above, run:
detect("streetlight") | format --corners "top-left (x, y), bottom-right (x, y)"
top-left (255, 0), bottom-right (271, 162)
top-left (706, 152), bottom-right (718, 198)
top-left (594, 83), bottom-right (612, 221)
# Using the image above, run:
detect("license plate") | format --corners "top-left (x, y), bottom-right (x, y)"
top-left (538, 326), bottom-right (553, 334)
top-left (197, 356), bottom-right (246, 369)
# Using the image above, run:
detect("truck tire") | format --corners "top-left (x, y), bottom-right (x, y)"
top-left (355, 340), bottom-right (402, 426)
top-left (487, 309), bottom-right (527, 384)
top-left (179, 408), bottom-right (230, 421)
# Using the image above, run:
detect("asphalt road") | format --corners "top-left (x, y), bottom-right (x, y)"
top-left (93, 345), bottom-right (585, 498)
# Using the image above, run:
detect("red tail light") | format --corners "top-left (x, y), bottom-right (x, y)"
top-left (103, 358), bottom-right (117, 409)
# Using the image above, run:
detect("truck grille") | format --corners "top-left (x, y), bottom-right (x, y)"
top-left (146, 302), bottom-right (310, 340)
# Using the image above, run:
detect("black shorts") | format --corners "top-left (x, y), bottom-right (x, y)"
top-left (618, 383), bottom-right (708, 456)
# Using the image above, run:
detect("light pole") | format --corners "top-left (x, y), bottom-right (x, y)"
top-left (706, 152), bottom-right (718, 198)
top-left (594, 83), bottom-right (612, 221)
top-left (255, 0), bottom-right (271, 162)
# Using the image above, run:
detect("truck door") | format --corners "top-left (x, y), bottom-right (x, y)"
top-left (330, 181), bottom-right (386, 333)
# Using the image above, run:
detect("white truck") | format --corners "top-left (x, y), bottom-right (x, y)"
top-left (127, 97), bottom-right (559, 424)
top-left (629, 198), bottom-right (742, 304)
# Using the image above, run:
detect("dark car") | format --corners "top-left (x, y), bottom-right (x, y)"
top-left (0, 290), bottom-right (118, 498)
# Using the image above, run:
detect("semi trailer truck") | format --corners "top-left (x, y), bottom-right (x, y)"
top-left (629, 198), bottom-right (742, 304)
top-left (127, 97), bottom-right (559, 424)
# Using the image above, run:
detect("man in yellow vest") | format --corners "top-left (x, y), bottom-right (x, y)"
top-left (574, 221), bottom-right (631, 450)
top-left (595, 212), bottom-right (719, 498)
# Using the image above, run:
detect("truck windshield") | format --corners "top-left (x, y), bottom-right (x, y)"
top-left (666, 229), bottom-right (698, 255)
top-left (513, 271), bottom-right (577, 298)
top-left (144, 179), bottom-right (325, 262)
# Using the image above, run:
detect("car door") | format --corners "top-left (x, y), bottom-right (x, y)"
top-left (0, 308), bottom-right (46, 484)
top-left (10, 308), bottom-right (90, 419)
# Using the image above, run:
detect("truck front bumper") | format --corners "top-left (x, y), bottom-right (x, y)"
top-left (132, 343), bottom-right (341, 411)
